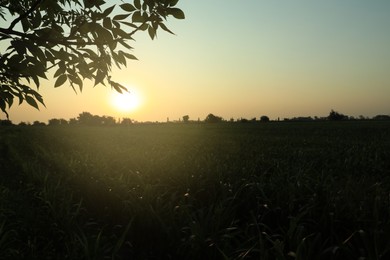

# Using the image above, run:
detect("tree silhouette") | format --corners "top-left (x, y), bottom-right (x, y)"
top-left (260, 115), bottom-right (270, 122)
top-left (48, 118), bottom-right (61, 126)
top-left (121, 117), bottom-right (133, 125)
top-left (0, 0), bottom-right (184, 118)
top-left (204, 113), bottom-right (223, 123)
top-left (182, 115), bottom-right (189, 123)
top-left (328, 110), bottom-right (347, 121)
top-left (77, 112), bottom-right (95, 125)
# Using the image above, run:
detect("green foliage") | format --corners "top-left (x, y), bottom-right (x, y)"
top-left (1, 121), bottom-right (390, 258)
top-left (0, 0), bottom-right (184, 117)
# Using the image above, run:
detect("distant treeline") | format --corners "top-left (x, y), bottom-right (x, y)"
top-left (1, 110), bottom-right (390, 126)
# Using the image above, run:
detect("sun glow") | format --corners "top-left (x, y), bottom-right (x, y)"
top-left (110, 88), bottom-right (142, 112)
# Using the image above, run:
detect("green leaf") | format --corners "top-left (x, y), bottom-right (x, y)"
top-left (54, 66), bottom-right (66, 78)
top-left (169, 0), bottom-right (179, 6)
top-left (159, 22), bottom-right (175, 34)
top-left (120, 3), bottom-right (136, 12)
top-left (31, 75), bottom-right (40, 88)
top-left (27, 44), bottom-right (46, 63)
top-left (132, 11), bottom-right (144, 23)
top-left (31, 11), bottom-right (42, 29)
top-left (113, 28), bottom-right (131, 39)
top-left (34, 93), bottom-right (45, 106)
top-left (113, 13), bottom-right (131, 21)
top-left (26, 96), bottom-right (39, 110)
top-left (68, 73), bottom-right (83, 91)
top-left (119, 40), bottom-right (133, 50)
top-left (168, 8), bottom-right (185, 19)
top-left (122, 52), bottom-right (138, 60)
top-left (117, 51), bottom-right (127, 66)
top-left (103, 4), bottom-right (116, 16)
top-left (95, 25), bottom-right (113, 43)
top-left (55, 74), bottom-right (67, 88)
top-left (103, 17), bottom-right (112, 29)
top-left (148, 25), bottom-right (156, 40)
top-left (94, 70), bottom-right (106, 86)
top-left (134, 0), bottom-right (141, 9)
top-left (0, 99), bottom-right (8, 117)
top-left (139, 23), bottom-right (148, 31)
top-left (45, 50), bottom-right (55, 63)
top-left (11, 40), bottom-right (27, 55)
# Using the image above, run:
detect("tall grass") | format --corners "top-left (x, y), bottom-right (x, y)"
top-left (1, 121), bottom-right (390, 259)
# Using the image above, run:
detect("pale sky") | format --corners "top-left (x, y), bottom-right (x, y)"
top-left (2, 0), bottom-right (390, 123)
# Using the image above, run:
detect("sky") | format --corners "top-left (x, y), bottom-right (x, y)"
top-left (2, 0), bottom-right (390, 123)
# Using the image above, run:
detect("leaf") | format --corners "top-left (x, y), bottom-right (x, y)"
top-left (0, 99), bottom-right (8, 118)
top-left (113, 13), bottom-right (131, 21)
top-left (122, 52), bottom-right (138, 60)
top-left (54, 66), bottom-right (66, 78)
top-left (132, 11), bottom-right (143, 23)
top-left (31, 11), bottom-right (42, 29)
top-left (169, 0), bottom-right (179, 6)
top-left (120, 21), bottom-right (138, 29)
top-left (139, 23), bottom-right (148, 31)
top-left (103, 17), bottom-right (112, 29)
top-left (95, 25), bottom-right (113, 43)
top-left (26, 96), bottom-right (39, 110)
top-left (112, 28), bottom-right (131, 39)
top-left (27, 44), bottom-right (46, 63)
top-left (116, 51), bottom-right (127, 66)
top-left (34, 93), bottom-right (45, 106)
top-left (18, 93), bottom-right (23, 105)
top-left (148, 25), bottom-right (156, 40)
top-left (54, 74), bottom-right (67, 88)
top-left (68, 73), bottom-right (83, 91)
top-left (168, 8), bottom-right (185, 19)
top-left (45, 50), bottom-right (55, 63)
top-left (80, 48), bottom-right (98, 58)
top-left (119, 40), bottom-right (133, 50)
top-left (103, 4), bottom-right (115, 16)
top-left (31, 75), bottom-right (40, 88)
top-left (120, 3), bottom-right (136, 12)
top-left (94, 70), bottom-right (106, 86)
top-left (159, 22), bottom-right (175, 35)
top-left (11, 40), bottom-right (27, 55)
top-left (134, 0), bottom-right (141, 9)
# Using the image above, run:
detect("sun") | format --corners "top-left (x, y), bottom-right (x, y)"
top-left (110, 88), bottom-right (142, 112)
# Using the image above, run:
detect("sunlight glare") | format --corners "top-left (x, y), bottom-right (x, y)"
top-left (110, 88), bottom-right (142, 112)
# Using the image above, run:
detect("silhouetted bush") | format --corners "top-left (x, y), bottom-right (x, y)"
top-left (328, 110), bottom-right (347, 121)
top-left (204, 113), bottom-right (223, 123)
top-left (182, 115), bottom-right (189, 123)
top-left (32, 121), bottom-right (46, 126)
top-left (260, 115), bottom-right (270, 122)
top-left (373, 115), bottom-right (390, 121)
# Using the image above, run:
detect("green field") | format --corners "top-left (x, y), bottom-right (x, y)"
top-left (1, 121), bottom-right (390, 259)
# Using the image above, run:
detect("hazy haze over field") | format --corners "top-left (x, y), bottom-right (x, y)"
top-left (2, 0), bottom-right (390, 123)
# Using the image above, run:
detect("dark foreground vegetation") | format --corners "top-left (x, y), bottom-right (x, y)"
top-left (1, 121), bottom-right (390, 259)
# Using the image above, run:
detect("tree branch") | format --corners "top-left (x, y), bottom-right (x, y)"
top-left (8, 0), bottom-right (43, 30)
top-left (0, 20), bottom-right (148, 48)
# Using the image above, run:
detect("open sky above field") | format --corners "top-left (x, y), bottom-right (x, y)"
top-left (2, 0), bottom-right (390, 123)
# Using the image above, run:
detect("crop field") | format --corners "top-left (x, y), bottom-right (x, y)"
top-left (1, 121), bottom-right (390, 259)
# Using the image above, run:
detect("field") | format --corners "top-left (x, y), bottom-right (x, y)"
top-left (1, 121), bottom-right (390, 259)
